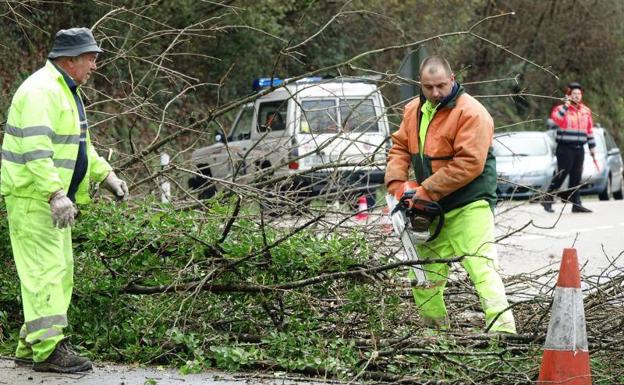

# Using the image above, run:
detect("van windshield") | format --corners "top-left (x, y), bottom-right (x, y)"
top-left (229, 105), bottom-right (254, 141)
top-left (300, 100), bottom-right (338, 133)
top-left (300, 98), bottom-right (379, 133)
top-left (340, 98), bottom-right (378, 132)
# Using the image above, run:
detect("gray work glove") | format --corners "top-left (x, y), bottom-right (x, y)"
top-left (102, 171), bottom-right (129, 201)
top-left (49, 190), bottom-right (78, 229)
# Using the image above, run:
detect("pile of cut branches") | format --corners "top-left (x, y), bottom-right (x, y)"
top-left (1, 194), bottom-right (621, 384)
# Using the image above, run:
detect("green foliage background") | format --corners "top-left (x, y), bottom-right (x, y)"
top-left (1, 0), bottom-right (623, 147)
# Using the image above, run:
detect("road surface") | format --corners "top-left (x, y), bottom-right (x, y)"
top-left (495, 198), bottom-right (624, 278)
top-left (0, 358), bottom-right (336, 385)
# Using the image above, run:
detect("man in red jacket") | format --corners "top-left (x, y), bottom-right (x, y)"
top-left (542, 82), bottom-right (595, 213)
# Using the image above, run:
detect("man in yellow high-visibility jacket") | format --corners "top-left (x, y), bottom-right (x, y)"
top-left (1, 27), bottom-right (129, 373)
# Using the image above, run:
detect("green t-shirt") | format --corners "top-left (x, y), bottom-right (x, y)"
top-left (419, 100), bottom-right (439, 157)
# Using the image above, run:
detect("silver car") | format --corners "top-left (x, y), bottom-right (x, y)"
top-left (575, 125), bottom-right (623, 200)
top-left (494, 131), bottom-right (556, 200)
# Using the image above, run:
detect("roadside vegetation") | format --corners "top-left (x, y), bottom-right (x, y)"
top-left (1, 196), bottom-right (623, 384)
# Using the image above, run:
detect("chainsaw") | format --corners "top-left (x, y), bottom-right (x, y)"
top-left (386, 192), bottom-right (444, 283)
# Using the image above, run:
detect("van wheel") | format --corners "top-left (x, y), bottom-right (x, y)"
top-left (189, 164), bottom-right (216, 199)
top-left (598, 175), bottom-right (611, 201)
top-left (613, 172), bottom-right (624, 200)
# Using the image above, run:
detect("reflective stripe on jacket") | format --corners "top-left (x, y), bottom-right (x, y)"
top-left (1, 61), bottom-right (111, 203)
top-left (550, 103), bottom-right (595, 149)
top-left (385, 87), bottom-right (497, 212)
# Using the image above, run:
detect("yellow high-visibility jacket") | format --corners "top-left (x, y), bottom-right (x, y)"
top-left (1, 60), bottom-right (111, 204)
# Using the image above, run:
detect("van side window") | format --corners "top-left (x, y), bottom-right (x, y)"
top-left (301, 100), bottom-right (338, 133)
top-left (340, 98), bottom-right (378, 132)
top-left (229, 106), bottom-right (254, 141)
top-left (258, 100), bottom-right (288, 132)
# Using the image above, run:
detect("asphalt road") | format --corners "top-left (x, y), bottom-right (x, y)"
top-left (495, 197), bottom-right (624, 278)
top-left (0, 358), bottom-right (337, 385)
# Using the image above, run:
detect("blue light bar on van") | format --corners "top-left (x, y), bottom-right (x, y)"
top-left (252, 77), bottom-right (283, 91)
top-left (253, 76), bottom-right (328, 91)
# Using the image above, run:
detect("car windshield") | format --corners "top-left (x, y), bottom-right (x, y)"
top-left (493, 134), bottom-right (549, 157)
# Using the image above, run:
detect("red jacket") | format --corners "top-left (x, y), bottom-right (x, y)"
top-left (550, 103), bottom-right (595, 149)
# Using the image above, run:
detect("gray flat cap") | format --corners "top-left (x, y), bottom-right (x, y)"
top-left (48, 27), bottom-right (103, 59)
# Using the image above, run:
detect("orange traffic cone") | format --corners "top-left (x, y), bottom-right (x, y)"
top-left (355, 196), bottom-right (368, 221)
top-left (380, 206), bottom-right (393, 234)
top-left (537, 248), bottom-right (592, 385)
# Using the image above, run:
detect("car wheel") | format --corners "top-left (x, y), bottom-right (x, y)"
top-left (613, 172), bottom-right (624, 200)
top-left (598, 175), bottom-right (611, 201)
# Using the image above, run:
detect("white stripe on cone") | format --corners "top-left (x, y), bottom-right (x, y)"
top-left (544, 287), bottom-right (588, 351)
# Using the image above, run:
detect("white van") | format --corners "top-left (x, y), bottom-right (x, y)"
top-left (189, 77), bottom-right (390, 202)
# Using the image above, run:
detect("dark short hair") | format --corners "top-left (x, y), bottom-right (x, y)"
top-left (419, 55), bottom-right (453, 77)
top-left (568, 82), bottom-right (583, 91)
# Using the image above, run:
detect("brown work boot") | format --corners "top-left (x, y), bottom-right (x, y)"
top-left (33, 338), bottom-right (92, 373)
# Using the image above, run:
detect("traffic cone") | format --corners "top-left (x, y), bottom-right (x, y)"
top-left (537, 248), bottom-right (592, 385)
top-left (380, 206), bottom-right (393, 234)
top-left (355, 195), bottom-right (368, 221)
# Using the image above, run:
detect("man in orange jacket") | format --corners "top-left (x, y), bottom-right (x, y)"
top-left (385, 55), bottom-right (516, 333)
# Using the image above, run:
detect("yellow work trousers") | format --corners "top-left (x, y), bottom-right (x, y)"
top-left (413, 200), bottom-right (516, 333)
top-left (5, 195), bottom-right (73, 362)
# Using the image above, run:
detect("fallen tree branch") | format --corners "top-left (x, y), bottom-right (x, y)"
top-left (122, 255), bottom-right (465, 295)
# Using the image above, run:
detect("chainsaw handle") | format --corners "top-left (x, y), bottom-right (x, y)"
top-left (390, 190), bottom-right (416, 215)
top-left (427, 205), bottom-right (444, 242)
